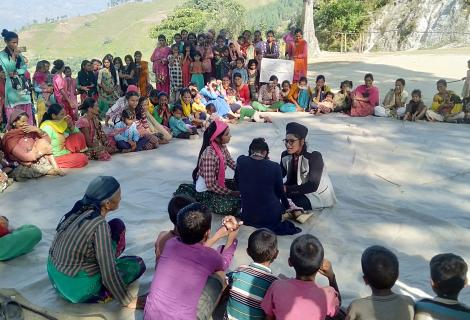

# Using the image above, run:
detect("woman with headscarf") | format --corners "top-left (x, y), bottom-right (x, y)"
top-left (48, 176), bottom-right (146, 307)
top-left (175, 120), bottom-right (240, 216)
top-left (281, 122), bottom-right (337, 210)
top-left (2, 109), bottom-right (63, 180)
top-left (0, 29), bottom-right (33, 125)
top-left (235, 138), bottom-right (301, 235)
top-left (40, 103), bottom-right (89, 168)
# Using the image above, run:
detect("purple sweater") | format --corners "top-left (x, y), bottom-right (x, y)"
top-left (144, 237), bottom-right (237, 320)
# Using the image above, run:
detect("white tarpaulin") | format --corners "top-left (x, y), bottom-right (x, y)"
top-left (1, 113), bottom-right (469, 319)
top-left (260, 58), bottom-right (294, 83)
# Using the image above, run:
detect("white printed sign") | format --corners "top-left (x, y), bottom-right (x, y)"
top-left (260, 58), bottom-right (294, 84)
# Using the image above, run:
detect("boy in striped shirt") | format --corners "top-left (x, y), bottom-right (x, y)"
top-left (226, 229), bottom-right (279, 320)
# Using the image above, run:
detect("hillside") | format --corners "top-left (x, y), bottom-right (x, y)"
top-left (20, 0), bottom-right (277, 69)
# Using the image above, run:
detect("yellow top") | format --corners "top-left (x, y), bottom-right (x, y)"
top-left (431, 91), bottom-right (462, 114)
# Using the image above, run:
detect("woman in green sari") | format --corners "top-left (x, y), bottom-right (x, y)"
top-left (0, 29), bottom-right (33, 124)
top-left (98, 56), bottom-right (120, 117)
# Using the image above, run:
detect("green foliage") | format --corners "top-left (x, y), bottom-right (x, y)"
top-left (244, 0), bottom-right (303, 34)
top-left (315, 0), bottom-right (369, 51)
top-left (150, 0), bottom-right (246, 39)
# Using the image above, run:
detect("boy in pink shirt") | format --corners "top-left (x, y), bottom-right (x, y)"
top-left (144, 203), bottom-right (240, 320)
top-left (261, 234), bottom-right (341, 320)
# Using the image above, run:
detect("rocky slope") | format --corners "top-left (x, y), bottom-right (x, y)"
top-left (365, 0), bottom-right (470, 51)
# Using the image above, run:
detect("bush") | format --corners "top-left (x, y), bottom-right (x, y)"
top-left (149, 0), bottom-right (246, 40)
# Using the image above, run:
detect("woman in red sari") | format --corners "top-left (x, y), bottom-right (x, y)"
top-left (288, 29), bottom-right (308, 83)
top-left (351, 73), bottom-right (380, 117)
top-left (150, 35), bottom-right (171, 95)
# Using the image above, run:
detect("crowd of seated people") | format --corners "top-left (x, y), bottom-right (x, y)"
top-left (1, 26), bottom-right (470, 320)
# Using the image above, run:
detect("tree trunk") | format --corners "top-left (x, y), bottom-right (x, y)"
top-left (302, 0), bottom-right (320, 58)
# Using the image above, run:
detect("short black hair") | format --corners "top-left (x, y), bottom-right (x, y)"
top-left (361, 245), bottom-right (399, 290)
top-left (289, 234), bottom-right (324, 277)
top-left (430, 253), bottom-right (468, 297)
top-left (167, 195), bottom-right (195, 225)
top-left (396, 78), bottom-right (405, 86)
top-left (269, 75), bottom-right (278, 82)
top-left (206, 103), bottom-right (216, 112)
top-left (236, 57), bottom-right (245, 64)
top-left (325, 91), bottom-right (334, 98)
top-left (340, 80), bottom-right (353, 88)
top-left (299, 77), bottom-right (308, 84)
top-left (177, 203), bottom-right (212, 245)
top-left (233, 72), bottom-right (242, 80)
top-left (411, 89), bottom-right (422, 98)
top-left (316, 75), bottom-right (326, 82)
top-left (364, 73), bottom-right (374, 81)
top-left (437, 79), bottom-right (447, 87)
top-left (247, 229), bottom-right (278, 263)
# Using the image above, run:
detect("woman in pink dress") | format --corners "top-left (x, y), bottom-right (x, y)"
top-left (52, 60), bottom-right (77, 121)
top-left (151, 34), bottom-right (171, 95)
top-left (351, 73), bottom-right (380, 117)
top-left (64, 66), bottom-right (78, 111)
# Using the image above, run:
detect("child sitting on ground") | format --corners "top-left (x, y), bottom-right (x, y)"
top-left (414, 253), bottom-right (470, 319)
top-left (334, 80), bottom-right (353, 113)
top-left (346, 245), bottom-right (414, 320)
top-left (114, 109), bottom-right (142, 152)
top-left (403, 89), bottom-right (427, 121)
top-left (312, 92), bottom-right (335, 115)
top-left (226, 229), bottom-right (279, 320)
top-left (261, 234), bottom-right (340, 320)
top-left (144, 205), bottom-right (241, 320)
top-left (169, 105), bottom-right (198, 139)
top-left (154, 195), bottom-right (195, 263)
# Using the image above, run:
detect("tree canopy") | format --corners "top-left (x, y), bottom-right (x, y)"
top-left (149, 0), bottom-right (246, 40)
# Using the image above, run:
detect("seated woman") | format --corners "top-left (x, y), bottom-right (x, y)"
top-left (375, 78), bottom-right (408, 118)
top-left (280, 77), bottom-right (310, 112)
top-left (351, 73), bottom-right (380, 117)
top-left (48, 176), bottom-right (146, 307)
top-left (252, 75), bottom-right (283, 112)
top-left (152, 92), bottom-right (172, 128)
top-left (138, 97), bottom-right (172, 143)
top-left (235, 138), bottom-right (301, 235)
top-left (219, 76), bottom-right (242, 113)
top-left (232, 73), bottom-right (251, 108)
top-left (309, 75), bottom-right (331, 111)
top-left (333, 80), bottom-right (353, 113)
top-left (2, 109), bottom-right (63, 181)
top-left (175, 120), bottom-right (240, 216)
top-left (76, 98), bottom-right (117, 161)
top-left (200, 78), bottom-right (235, 118)
top-left (173, 88), bottom-right (205, 127)
top-left (426, 79), bottom-right (464, 122)
top-left (0, 215), bottom-right (42, 261)
top-left (281, 122), bottom-right (337, 210)
top-left (105, 87), bottom-right (140, 126)
top-left (39, 104), bottom-right (88, 169)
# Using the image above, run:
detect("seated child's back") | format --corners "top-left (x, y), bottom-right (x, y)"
top-left (261, 234), bottom-right (340, 320)
top-left (154, 195), bottom-right (195, 262)
top-left (226, 229), bottom-right (279, 320)
top-left (346, 245), bottom-right (414, 320)
top-left (414, 253), bottom-right (470, 320)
